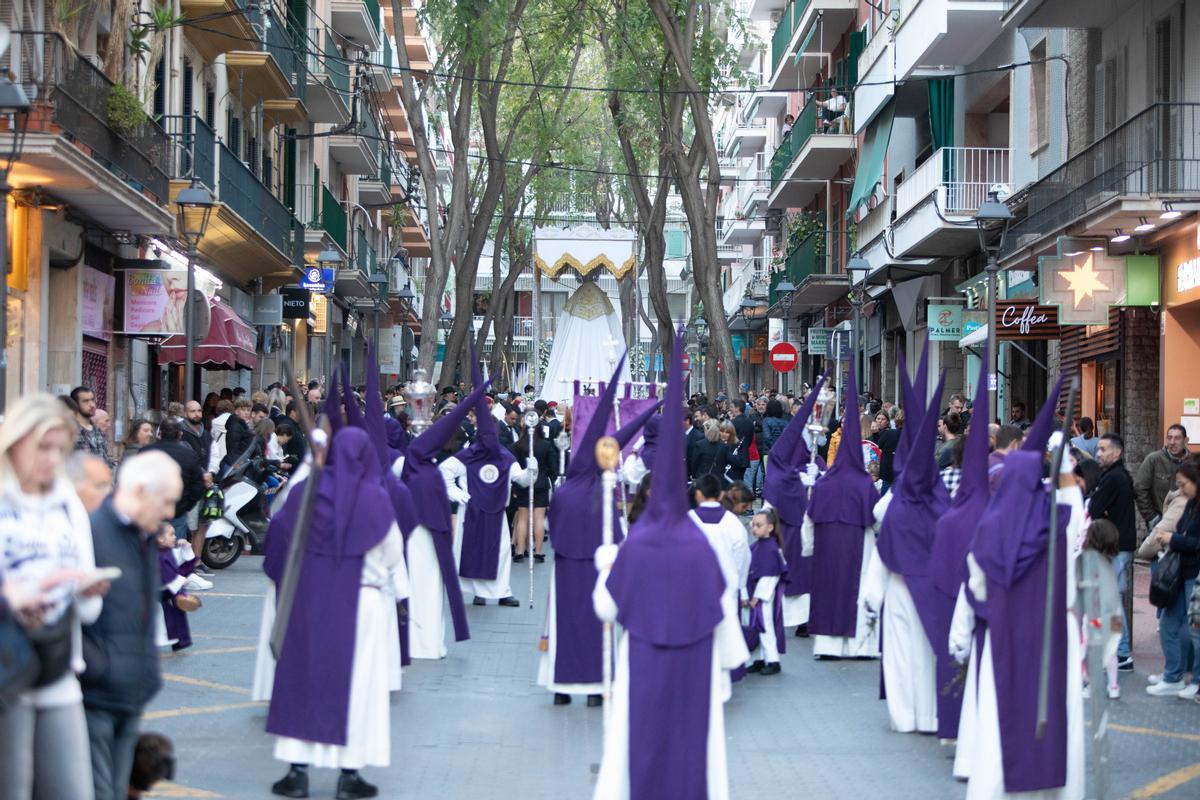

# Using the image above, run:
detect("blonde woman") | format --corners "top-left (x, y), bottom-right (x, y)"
top-left (689, 418), bottom-right (732, 486)
top-left (0, 394), bottom-right (111, 799)
top-left (720, 420), bottom-right (749, 483)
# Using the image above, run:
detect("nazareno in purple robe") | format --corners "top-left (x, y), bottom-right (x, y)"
top-left (264, 427), bottom-right (396, 746)
top-left (970, 449), bottom-right (1070, 793)
top-left (604, 328), bottom-right (727, 800)
top-left (547, 354), bottom-right (659, 685)
top-left (159, 547), bottom-right (197, 652)
top-left (748, 537), bottom-right (787, 656)
top-left (762, 374), bottom-right (827, 600)
top-left (806, 357), bottom-right (878, 638)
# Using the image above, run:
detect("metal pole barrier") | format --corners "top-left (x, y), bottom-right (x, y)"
top-left (523, 409), bottom-right (539, 608)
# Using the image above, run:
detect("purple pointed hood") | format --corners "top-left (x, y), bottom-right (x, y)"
top-left (971, 449), bottom-right (1065, 587)
top-left (808, 358), bottom-right (877, 527)
top-left (605, 327), bottom-right (726, 646)
top-left (341, 365), bottom-right (363, 430)
top-left (322, 370), bottom-right (344, 434)
top-left (566, 354), bottom-right (628, 479)
top-left (761, 374), bottom-right (827, 527)
top-left (1021, 373), bottom-right (1066, 454)
top-left (893, 342), bottom-right (930, 476)
top-left (930, 347), bottom-right (991, 598)
top-left (613, 400), bottom-right (663, 451)
top-left (638, 415), bottom-right (661, 471)
top-left (468, 345), bottom-right (506, 461)
top-left (363, 341), bottom-right (418, 536)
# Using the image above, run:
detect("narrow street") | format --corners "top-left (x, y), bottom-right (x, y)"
top-left (146, 555), bottom-right (1199, 799)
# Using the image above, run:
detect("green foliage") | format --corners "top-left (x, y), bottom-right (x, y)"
top-left (127, 5), bottom-right (182, 66)
top-left (785, 212), bottom-right (825, 256)
top-left (106, 83), bottom-right (147, 134)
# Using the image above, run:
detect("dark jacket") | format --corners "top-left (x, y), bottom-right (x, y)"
top-left (731, 413), bottom-right (755, 451)
top-left (144, 439), bottom-right (205, 518)
top-left (220, 415), bottom-right (255, 472)
top-left (725, 438), bottom-right (750, 483)
top-left (1170, 501), bottom-right (1200, 581)
top-left (81, 498), bottom-right (161, 714)
top-left (689, 438), bottom-right (730, 483)
top-left (1089, 460), bottom-right (1138, 552)
top-left (870, 427), bottom-right (901, 483)
top-left (518, 437), bottom-right (560, 491)
top-left (1135, 448), bottom-right (1188, 524)
top-left (282, 430), bottom-right (307, 471)
top-left (181, 423), bottom-right (212, 474)
top-left (759, 416), bottom-right (788, 454)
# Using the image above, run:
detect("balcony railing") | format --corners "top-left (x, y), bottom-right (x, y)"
top-left (253, 8), bottom-right (306, 101)
top-left (218, 142), bottom-right (299, 260)
top-left (771, 0), bottom-right (813, 74)
top-left (856, 194), bottom-right (892, 247)
top-left (162, 114), bottom-right (216, 189)
top-left (365, 0), bottom-right (382, 33)
top-left (769, 231), bottom-right (823, 304)
top-left (770, 100), bottom-right (819, 187)
top-left (6, 32), bottom-right (170, 201)
top-left (356, 228), bottom-right (377, 275)
top-left (321, 184), bottom-right (348, 252)
top-left (1002, 103), bottom-right (1200, 258)
top-left (894, 146), bottom-right (1010, 220)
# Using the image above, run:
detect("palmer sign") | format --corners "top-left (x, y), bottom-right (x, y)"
top-left (994, 301), bottom-right (1060, 340)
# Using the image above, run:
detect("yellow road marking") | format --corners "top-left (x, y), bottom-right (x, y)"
top-left (163, 645), bottom-right (257, 659)
top-left (161, 673), bottom-right (251, 696)
top-left (192, 633), bottom-right (256, 641)
top-left (1129, 763), bottom-right (1200, 798)
top-left (143, 701), bottom-right (265, 720)
top-left (1110, 723), bottom-right (1200, 743)
top-left (145, 780), bottom-right (224, 798)
top-left (199, 592), bottom-right (264, 598)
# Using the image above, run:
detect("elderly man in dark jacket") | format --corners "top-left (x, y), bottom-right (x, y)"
top-left (1089, 432), bottom-right (1138, 670)
top-left (82, 451), bottom-right (182, 800)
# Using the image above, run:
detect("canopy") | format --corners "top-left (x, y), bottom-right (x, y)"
top-left (533, 224), bottom-right (637, 279)
top-left (847, 100), bottom-right (896, 217)
top-left (158, 302), bottom-right (258, 370)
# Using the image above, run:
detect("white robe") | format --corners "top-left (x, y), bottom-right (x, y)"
top-left (802, 514), bottom-right (881, 658)
top-left (274, 524), bottom-right (410, 769)
top-left (861, 492), bottom-right (937, 733)
top-left (689, 504), bottom-right (751, 702)
top-left (749, 574), bottom-right (781, 663)
top-left (949, 586), bottom-right (980, 780)
top-left (442, 457), bottom-right (533, 600)
top-left (956, 486), bottom-right (1086, 800)
top-left (591, 562), bottom-right (749, 800)
top-left (390, 456), bottom-right (450, 660)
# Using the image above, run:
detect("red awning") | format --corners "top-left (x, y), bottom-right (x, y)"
top-left (158, 303), bottom-right (258, 371)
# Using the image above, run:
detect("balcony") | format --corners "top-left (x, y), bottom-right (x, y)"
top-left (3, 33), bottom-right (172, 234)
top-left (1002, 0), bottom-right (1137, 30)
top-left (744, 88), bottom-right (790, 120)
top-left (768, 231), bottom-right (823, 304)
top-left (718, 243), bottom-right (744, 262)
top-left (768, 0), bottom-right (857, 92)
top-left (891, 146), bottom-right (1010, 258)
top-left (226, 8), bottom-right (307, 123)
top-left (329, 108), bottom-right (381, 175)
top-left (720, 214), bottom-right (767, 246)
top-left (180, 0), bottom-right (256, 60)
top-left (1001, 103), bottom-right (1200, 264)
top-left (305, 29), bottom-right (352, 124)
top-left (854, 12), bottom-right (895, 134)
top-left (746, 0), bottom-right (788, 20)
top-left (723, 118), bottom-right (768, 159)
top-left (737, 152), bottom-right (770, 214)
top-left (331, 0), bottom-right (382, 50)
top-left (854, 196), bottom-right (936, 281)
top-left (767, 100), bottom-right (855, 209)
top-left (893, 0), bottom-right (1006, 82)
top-left (295, 181), bottom-right (349, 257)
top-left (359, 158), bottom-right (392, 207)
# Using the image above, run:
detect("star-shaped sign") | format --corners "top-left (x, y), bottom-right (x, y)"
top-left (1038, 238), bottom-right (1126, 325)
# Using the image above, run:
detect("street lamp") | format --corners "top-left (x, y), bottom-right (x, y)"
top-left (176, 178), bottom-right (215, 403)
top-left (847, 254), bottom-right (871, 395)
top-left (974, 190), bottom-right (1014, 424)
top-left (0, 74), bottom-right (29, 413)
top-left (396, 282), bottom-right (416, 382)
top-left (318, 249), bottom-right (343, 385)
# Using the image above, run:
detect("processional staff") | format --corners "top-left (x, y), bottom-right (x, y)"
top-left (595, 434), bottom-right (621, 732)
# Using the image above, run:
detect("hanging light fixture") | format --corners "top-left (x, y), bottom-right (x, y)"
top-left (1161, 202), bottom-right (1183, 220)
top-left (1110, 229), bottom-right (1131, 243)
top-left (1134, 216), bottom-right (1155, 233)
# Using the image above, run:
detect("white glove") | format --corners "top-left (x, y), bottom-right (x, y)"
top-left (862, 599), bottom-right (878, 622)
top-left (594, 543), bottom-right (619, 571)
top-left (526, 458), bottom-right (539, 478)
top-left (805, 463), bottom-right (820, 479)
top-left (950, 637), bottom-right (971, 665)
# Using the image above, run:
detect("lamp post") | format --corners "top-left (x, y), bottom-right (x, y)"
top-left (974, 190), bottom-right (1013, 424)
top-left (0, 74), bottom-right (29, 413)
top-left (847, 254), bottom-right (871, 395)
top-left (396, 282), bottom-right (416, 382)
top-left (175, 179), bottom-right (215, 403)
top-left (318, 249), bottom-right (343, 387)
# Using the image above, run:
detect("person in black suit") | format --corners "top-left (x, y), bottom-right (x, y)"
top-left (685, 408), bottom-right (706, 479)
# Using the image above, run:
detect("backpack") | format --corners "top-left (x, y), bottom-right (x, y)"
top-left (200, 487), bottom-right (225, 521)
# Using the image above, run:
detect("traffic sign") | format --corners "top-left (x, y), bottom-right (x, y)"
top-left (300, 266), bottom-right (334, 292)
top-left (769, 342), bottom-right (799, 372)
top-left (681, 352), bottom-right (691, 369)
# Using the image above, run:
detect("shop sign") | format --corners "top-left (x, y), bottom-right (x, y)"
top-left (1038, 240), bottom-right (1126, 325)
top-left (1177, 257), bottom-right (1200, 295)
top-left (807, 327), bottom-right (831, 356)
top-left (829, 329), bottom-right (852, 360)
top-left (81, 267), bottom-right (114, 342)
top-left (122, 269), bottom-right (188, 335)
top-left (310, 293), bottom-right (328, 334)
top-left (281, 288), bottom-right (310, 320)
top-left (926, 303), bottom-right (963, 341)
top-left (995, 301), bottom-right (1060, 340)
top-left (252, 295), bottom-right (283, 326)
top-left (300, 266), bottom-right (334, 292)
top-left (962, 309), bottom-right (986, 338)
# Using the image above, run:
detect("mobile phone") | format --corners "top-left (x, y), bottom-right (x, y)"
top-left (76, 567), bottom-right (122, 594)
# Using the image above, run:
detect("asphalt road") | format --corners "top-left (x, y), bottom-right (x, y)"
top-left (143, 554), bottom-right (1200, 799)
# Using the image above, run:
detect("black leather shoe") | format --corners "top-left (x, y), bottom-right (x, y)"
top-left (472, 597), bottom-right (486, 606)
top-left (746, 660), bottom-right (765, 674)
top-left (760, 663), bottom-right (782, 676)
top-left (513, 553), bottom-right (526, 563)
top-left (553, 693), bottom-right (572, 705)
top-left (271, 768), bottom-right (308, 798)
top-left (498, 596), bottom-right (520, 607)
top-left (794, 624), bottom-right (810, 638)
top-left (336, 771), bottom-right (378, 799)
top-left (587, 694), bottom-right (602, 707)
top-left (534, 553), bottom-right (545, 563)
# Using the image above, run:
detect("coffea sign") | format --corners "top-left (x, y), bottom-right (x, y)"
top-left (994, 301), bottom-right (1060, 340)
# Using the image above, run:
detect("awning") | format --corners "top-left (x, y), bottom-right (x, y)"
top-left (959, 323), bottom-right (987, 348)
top-left (847, 100), bottom-right (896, 217)
top-left (158, 303), bottom-right (258, 370)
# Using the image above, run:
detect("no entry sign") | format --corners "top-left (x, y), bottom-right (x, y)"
top-left (681, 352), bottom-right (691, 369)
top-left (769, 342), bottom-right (799, 372)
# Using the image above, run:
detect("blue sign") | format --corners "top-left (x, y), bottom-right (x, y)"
top-left (300, 267), bottom-right (334, 292)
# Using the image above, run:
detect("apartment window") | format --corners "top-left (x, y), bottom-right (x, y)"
top-left (182, 62), bottom-right (194, 117)
top-left (205, 89), bottom-right (216, 128)
top-left (1151, 16), bottom-right (1176, 102)
top-left (1094, 49), bottom-right (1126, 137)
top-left (152, 57), bottom-right (165, 120)
top-left (1028, 40), bottom-right (1048, 153)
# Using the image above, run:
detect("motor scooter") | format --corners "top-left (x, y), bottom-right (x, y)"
top-left (202, 454), bottom-right (283, 570)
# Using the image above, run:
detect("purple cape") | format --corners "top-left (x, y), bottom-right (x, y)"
top-left (604, 328), bottom-right (725, 800)
top-left (456, 446), bottom-right (516, 581)
top-left (973, 455), bottom-right (1070, 792)
top-left (762, 376), bottom-right (827, 599)
top-left (264, 428), bottom-right (394, 746)
top-left (159, 548), bottom-right (196, 651)
top-left (748, 537), bottom-right (786, 655)
top-left (639, 415), bottom-right (660, 471)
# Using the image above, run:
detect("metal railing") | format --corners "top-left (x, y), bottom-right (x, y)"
top-left (769, 231), bottom-right (823, 305)
top-left (894, 146), bottom-right (1010, 220)
top-left (771, 0), bottom-right (814, 74)
top-left (1002, 103), bottom-right (1200, 257)
top-left (356, 228), bottom-right (377, 274)
top-left (253, 7), bottom-right (306, 101)
top-left (321, 184), bottom-right (348, 251)
top-left (218, 142), bottom-right (298, 259)
top-left (4, 32), bottom-right (170, 201)
top-left (294, 180), bottom-right (317, 226)
top-left (771, 99), bottom-right (839, 187)
top-left (162, 114), bottom-right (216, 189)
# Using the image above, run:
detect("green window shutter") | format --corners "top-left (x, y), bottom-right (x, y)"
top-left (665, 230), bottom-right (687, 259)
top-left (283, 128), bottom-right (296, 211)
top-left (848, 29), bottom-right (866, 87)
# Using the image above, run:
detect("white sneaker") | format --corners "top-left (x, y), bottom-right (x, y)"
top-left (1146, 680), bottom-right (1185, 696)
top-left (1148, 673), bottom-right (1164, 685)
top-left (1081, 685), bottom-right (1091, 699)
top-left (1107, 685), bottom-right (1120, 700)
top-left (1178, 684), bottom-right (1199, 700)
top-left (185, 574), bottom-right (213, 591)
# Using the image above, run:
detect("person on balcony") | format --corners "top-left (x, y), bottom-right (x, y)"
top-left (816, 86), bottom-right (848, 134)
